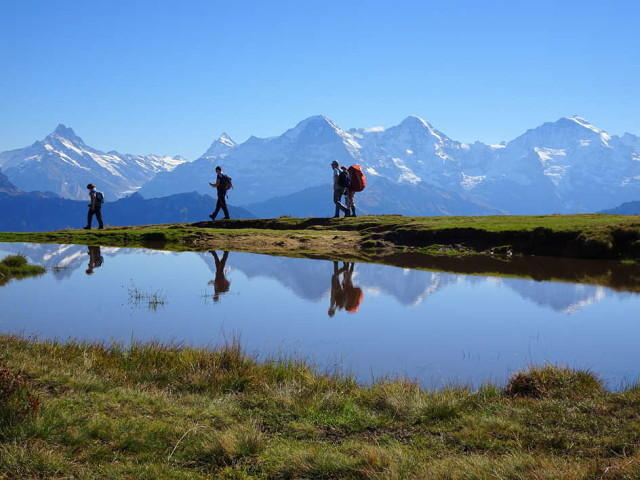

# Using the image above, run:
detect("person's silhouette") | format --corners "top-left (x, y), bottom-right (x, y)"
top-left (85, 246), bottom-right (103, 275)
top-left (208, 250), bottom-right (230, 302)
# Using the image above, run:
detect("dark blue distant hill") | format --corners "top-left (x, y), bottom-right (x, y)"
top-left (599, 201), bottom-right (640, 215)
top-left (245, 176), bottom-right (500, 218)
top-left (0, 191), bottom-right (255, 232)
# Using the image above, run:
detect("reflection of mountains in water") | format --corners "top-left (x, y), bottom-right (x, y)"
top-left (0, 243), bottom-right (169, 280)
top-left (1, 242), bottom-right (633, 313)
top-left (201, 252), bottom-right (454, 305)
top-left (208, 252), bottom-right (632, 313)
top-left (0, 243), bottom-right (114, 279)
top-left (498, 278), bottom-right (632, 314)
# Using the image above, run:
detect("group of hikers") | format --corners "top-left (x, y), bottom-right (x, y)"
top-left (82, 160), bottom-right (367, 228)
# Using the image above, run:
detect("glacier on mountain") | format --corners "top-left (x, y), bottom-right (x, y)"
top-left (139, 113), bottom-right (640, 213)
top-left (0, 124), bottom-right (186, 200)
top-left (4, 115), bottom-right (640, 215)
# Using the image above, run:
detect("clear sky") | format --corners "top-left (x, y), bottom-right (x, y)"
top-left (1, 0), bottom-right (638, 159)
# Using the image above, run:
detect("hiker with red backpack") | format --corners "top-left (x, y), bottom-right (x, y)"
top-left (331, 160), bottom-right (350, 217)
top-left (346, 164), bottom-right (366, 217)
top-left (208, 165), bottom-right (232, 220)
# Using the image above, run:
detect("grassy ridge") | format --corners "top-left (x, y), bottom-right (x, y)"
top-left (1, 336), bottom-right (640, 479)
top-left (2, 214), bottom-right (640, 260)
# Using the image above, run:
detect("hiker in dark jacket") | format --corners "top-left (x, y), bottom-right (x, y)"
top-left (331, 161), bottom-right (349, 218)
top-left (209, 166), bottom-right (231, 220)
top-left (84, 183), bottom-right (104, 230)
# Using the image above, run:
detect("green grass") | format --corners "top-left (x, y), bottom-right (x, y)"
top-left (0, 255), bottom-right (45, 286)
top-left (2, 214), bottom-right (640, 261)
top-left (2, 336), bottom-right (640, 479)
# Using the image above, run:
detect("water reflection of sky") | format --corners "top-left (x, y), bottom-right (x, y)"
top-left (1, 242), bottom-right (638, 389)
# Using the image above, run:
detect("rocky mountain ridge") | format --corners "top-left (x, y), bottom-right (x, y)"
top-left (140, 115), bottom-right (640, 214)
top-left (0, 125), bottom-right (186, 200)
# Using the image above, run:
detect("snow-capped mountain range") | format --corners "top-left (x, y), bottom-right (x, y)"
top-left (0, 124), bottom-right (186, 200)
top-left (2, 116), bottom-right (640, 214)
top-left (139, 115), bottom-right (640, 214)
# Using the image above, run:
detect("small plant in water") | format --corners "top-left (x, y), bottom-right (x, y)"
top-left (128, 282), bottom-right (167, 311)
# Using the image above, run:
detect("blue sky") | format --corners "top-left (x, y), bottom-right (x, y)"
top-left (1, 0), bottom-right (638, 159)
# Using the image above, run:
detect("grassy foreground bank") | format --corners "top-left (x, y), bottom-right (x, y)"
top-left (0, 255), bottom-right (45, 286)
top-left (2, 214), bottom-right (640, 261)
top-left (2, 336), bottom-right (640, 479)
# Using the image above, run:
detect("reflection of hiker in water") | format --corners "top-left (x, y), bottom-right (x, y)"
top-left (208, 250), bottom-right (230, 302)
top-left (85, 246), bottom-right (103, 275)
top-left (328, 261), bottom-right (363, 316)
top-left (342, 262), bottom-right (363, 313)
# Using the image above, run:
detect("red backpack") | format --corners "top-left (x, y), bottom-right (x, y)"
top-left (347, 165), bottom-right (366, 192)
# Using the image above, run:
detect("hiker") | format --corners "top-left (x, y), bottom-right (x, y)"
top-left (208, 250), bottom-right (230, 302)
top-left (85, 246), bottom-right (103, 275)
top-left (331, 161), bottom-right (350, 218)
top-left (208, 166), bottom-right (231, 220)
top-left (345, 165), bottom-right (366, 217)
top-left (84, 183), bottom-right (104, 230)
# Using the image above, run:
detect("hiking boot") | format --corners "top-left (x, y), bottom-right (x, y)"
top-left (209, 214), bottom-right (216, 221)
top-left (83, 226), bottom-right (91, 230)
top-left (98, 226), bottom-right (104, 230)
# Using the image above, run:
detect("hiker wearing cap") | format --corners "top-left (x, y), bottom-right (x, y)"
top-left (84, 183), bottom-right (104, 230)
top-left (331, 161), bottom-right (349, 218)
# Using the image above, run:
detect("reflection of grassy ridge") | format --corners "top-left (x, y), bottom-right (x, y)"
top-left (3, 214), bottom-right (640, 261)
top-left (2, 335), bottom-right (640, 478)
top-left (0, 255), bottom-right (45, 286)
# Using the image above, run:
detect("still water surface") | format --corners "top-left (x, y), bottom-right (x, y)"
top-left (1, 242), bottom-right (638, 389)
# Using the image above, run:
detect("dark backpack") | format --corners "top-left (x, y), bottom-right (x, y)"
top-left (219, 174), bottom-right (233, 191)
top-left (95, 191), bottom-right (105, 204)
top-left (338, 170), bottom-right (351, 188)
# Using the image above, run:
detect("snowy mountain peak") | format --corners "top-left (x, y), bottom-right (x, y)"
top-left (400, 115), bottom-right (431, 129)
top-left (217, 132), bottom-right (235, 147)
top-left (1, 125), bottom-right (187, 200)
top-left (292, 115), bottom-right (339, 132)
top-left (48, 124), bottom-right (84, 144)
top-left (282, 115), bottom-right (349, 144)
top-left (511, 116), bottom-right (612, 150)
top-left (201, 132), bottom-right (237, 158)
